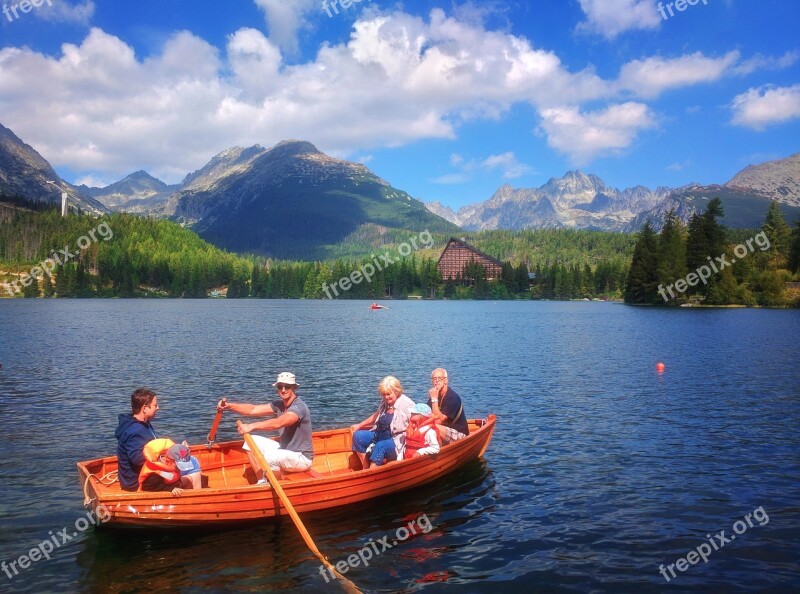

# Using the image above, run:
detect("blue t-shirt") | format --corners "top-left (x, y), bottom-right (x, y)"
top-left (429, 387), bottom-right (469, 436)
top-left (270, 397), bottom-right (314, 460)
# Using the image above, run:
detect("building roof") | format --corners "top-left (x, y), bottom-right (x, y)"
top-left (436, 237), bottom-right (504, 268)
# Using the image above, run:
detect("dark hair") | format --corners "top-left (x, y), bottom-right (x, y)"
top-left (131, 388), bottom-right (157, 414)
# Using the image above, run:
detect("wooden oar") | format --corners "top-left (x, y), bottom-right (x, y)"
top-left (206, 398), bottom-right (225, 447)
top-left (237, 421), bottom-right (361, 594)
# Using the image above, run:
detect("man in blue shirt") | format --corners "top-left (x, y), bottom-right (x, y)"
top-left (115, 388), bottom-right (160, 491)
top-left (427, 368), bottom-right (469, 445)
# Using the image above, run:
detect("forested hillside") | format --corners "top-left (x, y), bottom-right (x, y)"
top-left (1, 207), bottom-right (636, 300)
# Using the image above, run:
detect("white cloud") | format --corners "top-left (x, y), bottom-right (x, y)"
top-left (481, 152), bottom-right (533, 178)
top-left (0, 10), bottom-right (611, 180)
top-left (666, 160), bottom-right (692, 172)
top-left (74, 174), bottom-right (109, 188)
top-left (539, 102), bottom-right (656, 164)
top-left (0, 7), bottom-right (777, 182)
top-left (34, 0), bottom-right (95, 25)
top-left (433, 150), bottom-right (532, 183)
top-left (618, 51), bottom-right (740, 98)
top-left (730, 84), bottom-right (800, 130)
top-left (576, 0), bottom-right (661, 39)
top-left (253, 0), bottom-right (317, 56)
top-left (432, 172), bottom-right (471, 185)
top-left (731, 50), bottom-right (800, 76)
top-left (227, 28), bottom-right (282, 100)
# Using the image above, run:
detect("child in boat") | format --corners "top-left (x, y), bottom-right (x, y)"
top-left (138, 439), bottom-right (200, 496)
top-left (402, 403), bottom-right (440, 459)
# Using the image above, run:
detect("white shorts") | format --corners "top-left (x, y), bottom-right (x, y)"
top-left (243, 434), bottom-right (313, 473)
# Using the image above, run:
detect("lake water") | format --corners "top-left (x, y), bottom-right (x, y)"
top-left (0, 300), bottom-right (798, 593)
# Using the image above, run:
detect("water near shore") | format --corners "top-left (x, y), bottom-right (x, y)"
top-left (0, 300), bottom-right (798, 592)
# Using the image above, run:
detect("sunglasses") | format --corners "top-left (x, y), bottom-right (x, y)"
top-left (276, 384), bottom-right (295, 392)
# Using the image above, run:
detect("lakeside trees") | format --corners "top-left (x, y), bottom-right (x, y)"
top-left (0, 209), bottom-right (636, 301)
top-left (625, 199), bottom-right (799, 307)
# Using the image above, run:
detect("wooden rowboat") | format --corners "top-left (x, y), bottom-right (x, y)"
top-left (78, 415), bottom-right (496, 528)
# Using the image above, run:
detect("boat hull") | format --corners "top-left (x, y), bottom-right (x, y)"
top-left (78, 415), bottom-right (496, 528)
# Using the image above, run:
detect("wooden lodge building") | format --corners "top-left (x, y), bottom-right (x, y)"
top-left (436, 237), bottom-right (504, 282)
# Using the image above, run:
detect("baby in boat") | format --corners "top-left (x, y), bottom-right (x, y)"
top-left (401, 403), bottom-right (440, 459)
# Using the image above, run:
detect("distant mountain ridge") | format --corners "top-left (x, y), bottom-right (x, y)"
top-left (162, 140), bottom-right (457, 258)
top-left (0, 123), bottom-right (456, 259)
top-left (431, 171), bottom-right (670, 231)
top-left (723, 153), bottom-right (800, 206)
top-left (76, 170), bottom-right (179, 213)
top-left (429, 154), bottom-right (800, 232)
top-left (1, 120), bottom-right (798, 255)
top-left (0, 123), bottom-right (106, 213)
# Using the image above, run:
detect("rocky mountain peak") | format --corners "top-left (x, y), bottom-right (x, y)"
top-left (0, 122), bottom-right (60, 199)
top-left (724, 152), bottom-right (800, 207)
top-left (269, 139), bottom-right (321, 157)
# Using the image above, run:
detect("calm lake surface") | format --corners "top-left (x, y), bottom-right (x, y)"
top-left (0, 300), bottom-right (798, 593)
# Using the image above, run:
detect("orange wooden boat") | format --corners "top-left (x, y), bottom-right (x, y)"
top-left (77, 415), bottom-right (496, 528)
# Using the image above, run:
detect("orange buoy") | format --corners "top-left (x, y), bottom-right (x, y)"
top-left (656, 362), bottom-right (665, 373)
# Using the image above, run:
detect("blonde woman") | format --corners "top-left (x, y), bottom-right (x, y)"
top-left (351, 376), bottom-right (414, 469)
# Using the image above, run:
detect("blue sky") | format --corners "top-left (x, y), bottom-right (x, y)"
top-left (1, 0), bottom-right (798, 210)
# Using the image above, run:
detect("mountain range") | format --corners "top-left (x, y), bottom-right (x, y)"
top-left (1, 120), bottom-right (798, 259)
top-left (427, 153), bottom-right (800, 232)
top-left (0, 123), bottom-right (106, 214)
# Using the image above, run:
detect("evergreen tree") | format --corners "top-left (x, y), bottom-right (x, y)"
top-left (582, 263), bottom-right (593, 297)
top-left (250, 266), bottom-right (262, 298)
top-left (515, 262), bottom-right (530, 294)
top-left (22, 274), bottom-right (39, 297)
top-left (303, 266), bottom-right (319, 298)
top-left (686, 198), bottom-right (726, 296)
top-left (761, 201), bottom-right (791, 267)
top-left (789, 222), bottom-right (800, 273)
top-left (42, 271), bottom-right (53, 297)
top-left (625, 221), bottom-right (659, 303)
top-left (500, 262), bottom-right (516, 291)
top-left (76, 260), bottom-right (94, 297)
top-left (656, 209), bottom-right (688, 299)
top-left (54, 263), bottom-right (65, 297)
top-left (705, 248), bottom-right (742, 305)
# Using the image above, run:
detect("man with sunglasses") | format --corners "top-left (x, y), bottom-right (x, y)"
top-left (218, 372), bottom-right (314, 484)
top-left (428, 368), bottom-right (469, 445)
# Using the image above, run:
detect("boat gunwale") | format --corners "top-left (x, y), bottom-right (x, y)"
top-left (78, 415), bottom-right (496, 524)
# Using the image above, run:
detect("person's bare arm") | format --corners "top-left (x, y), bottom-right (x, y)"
top-left (239, 411), bottom-right (299, 434)
top-left (350, 411), bottom-right (379, 433)
top-left (218, 399), bottom-right (275, 417)
top-left (429, 386), bottom-right (448, 424)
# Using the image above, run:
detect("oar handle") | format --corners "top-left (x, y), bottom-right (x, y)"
top-left (236, 421), bottom-right (361, 594)
top-left (207, 398), bottom-right (226, 444)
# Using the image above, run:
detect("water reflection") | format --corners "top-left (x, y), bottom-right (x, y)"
top-left (73, 460), bottom-right (493, 593)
